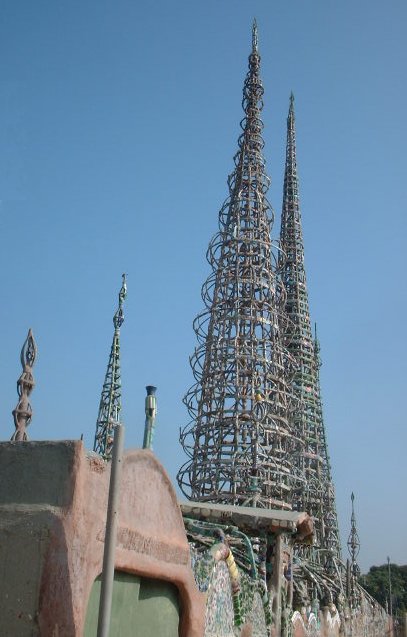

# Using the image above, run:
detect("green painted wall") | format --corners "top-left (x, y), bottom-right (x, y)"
top-left (84, 571), bottom-right (179, 636)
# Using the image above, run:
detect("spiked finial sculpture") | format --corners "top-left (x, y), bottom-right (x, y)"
top-left (177, 23), bottom-right (303, 509)
top-left (347, 492), bottom-right (360, 576)
top-left (93, 274), bottom-right (127, 459)
top-left (11, 329), bottom-right (37, 441)
top-left (347, 492), bottom-right (361, 606)
top-left (278, 95), bottom-right (341, 561)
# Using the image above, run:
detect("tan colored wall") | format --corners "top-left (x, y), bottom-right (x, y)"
top-left (0, 441), bottom-right (204, 637)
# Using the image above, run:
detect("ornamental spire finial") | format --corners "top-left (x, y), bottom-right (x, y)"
top-left (113, 273), bottom-right (127, 331)
top-left (289, 92), bottom-right (295, 119)
top-left (347, 492), bottom-right (361, 606)
top-left (11, 329), bottom-right (38, 441)
top-left (94, 275), bottom-right (127, 459)
top-left (288, 92), bottom-right (296, 134)
top-left (252, 18), bottom-right (258, 53)
top-left (347, 492), bottom-right (360, 571)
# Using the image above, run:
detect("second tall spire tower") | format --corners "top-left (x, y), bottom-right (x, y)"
top-left (279, 94), bottom-right (341, 563)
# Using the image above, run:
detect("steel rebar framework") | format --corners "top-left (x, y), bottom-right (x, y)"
top-left (278, 95), bottom-right (341, 563)
top-left (93, 274), bottom-right (127, 459)
top-left (314, 327), bottom-right (342, 565)
top-left (177, 23), bottom-right (304, 509)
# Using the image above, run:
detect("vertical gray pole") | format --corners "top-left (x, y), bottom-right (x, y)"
top-left (388, 557), bottom-right (393, 636)
top-left (97, 423), bottom-right (125, 637)
top-left (346, 558), bottom-right (351, 598)
top-left (273, 533), bottom-right (283, 637)
top-left (288, 546), bottom-right (294, 608)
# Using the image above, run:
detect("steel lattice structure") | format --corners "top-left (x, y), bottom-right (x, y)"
top-left (177, 22), bottom-right (305, 510)
top-left (314, 327), bottom-right (342, 566)
top-left (278, 95), bottom-right (341, 564)
top-left (93, 274), bottom-right (127, 459)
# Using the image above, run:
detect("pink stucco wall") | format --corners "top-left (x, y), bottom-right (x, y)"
top-left (0, 441), bottom-right (204, 637)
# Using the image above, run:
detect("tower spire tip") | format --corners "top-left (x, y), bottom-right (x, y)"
top-left (252, 18), bottom-right (258, 53)
top-left (114, 274), bottom-right (127, 330)
top-left (289, 92), bottom-right (295, 115)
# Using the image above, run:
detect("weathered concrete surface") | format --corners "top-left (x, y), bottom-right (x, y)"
top-left (0, 441), bottom-right (204, 637)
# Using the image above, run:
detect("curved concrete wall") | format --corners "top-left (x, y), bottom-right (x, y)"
top-left (0, 441), bottom-right (204, 637)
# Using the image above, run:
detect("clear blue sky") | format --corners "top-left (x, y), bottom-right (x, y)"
top-left (0, 1), bottom-right (405, 572)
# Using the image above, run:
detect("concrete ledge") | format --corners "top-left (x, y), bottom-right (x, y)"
top-left (0, 440), bottom-right (79, 507)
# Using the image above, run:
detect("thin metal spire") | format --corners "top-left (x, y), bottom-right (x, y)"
top-left (347, 492), bottom-right (360, 572)
top-left (252, 18), bottom-right (258, 53)
top-left (177, 25), bottom-right (303, 509)
top-left (347, 492), bottom-right (361, 607)
top-left (113, 273), bottom-right (126, 332)
top-left (93, 274), bottom-right (127, 459)
top-left (11, 329), bottom-right (37, 441)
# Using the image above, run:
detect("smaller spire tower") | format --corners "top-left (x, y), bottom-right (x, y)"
top-left (93, 274), bottom-right (127, 459)
top-left (347, 492), bottom-right (360, 576)
top-left (11, 329), bottom-right (37, 441)
top-left (347, 492), bottom-right (361, 607)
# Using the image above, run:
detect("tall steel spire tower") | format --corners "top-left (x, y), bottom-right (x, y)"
top-left (93, 274), bottom-right (127, 459)
top-left (278, 94), bottom-right (341, 560)
top-left (177, 22), bottom-right (303, 509)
